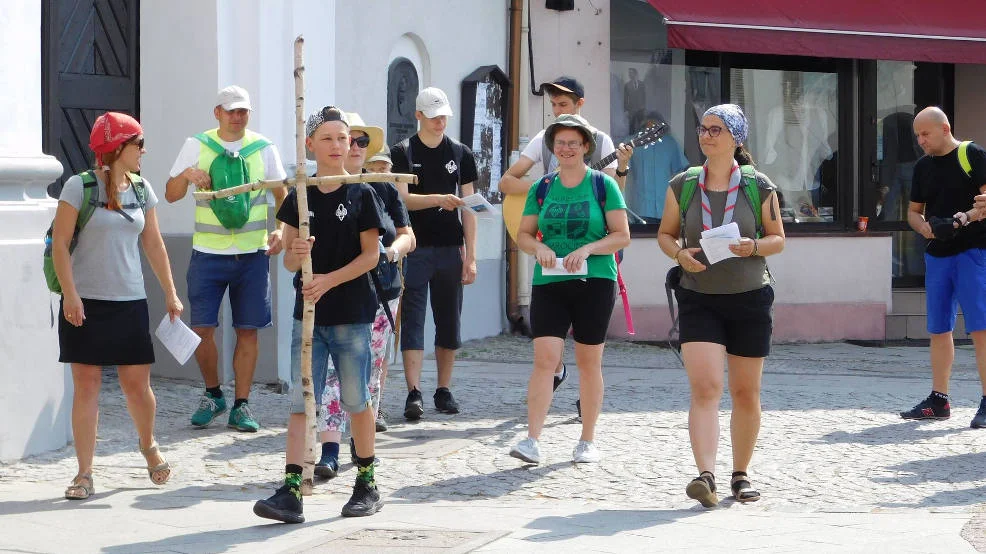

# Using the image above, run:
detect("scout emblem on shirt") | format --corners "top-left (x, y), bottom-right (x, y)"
top-left (335, 203), bottom-right (348, 221)
top-left (445, 160), bottom-right (458, 174)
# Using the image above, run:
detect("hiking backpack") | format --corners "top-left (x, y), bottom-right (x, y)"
top-left (44, 170), bottom-right (147, 294)
top-left (533, 169), bottom-right (635, 334)
top-left (194, 133), bottom-right (271, 229)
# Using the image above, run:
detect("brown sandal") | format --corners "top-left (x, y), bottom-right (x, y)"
top-left (686, 471), bottom-right (719, 507)
top-left (731, 471), bottom-right (761, 502)
top-left (139, 440), bottom-right (172, 485)
top-left (64, 474), bottom-right (94, 500)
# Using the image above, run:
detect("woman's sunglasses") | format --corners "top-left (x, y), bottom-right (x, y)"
top-left (350, 135), bottom-right (371, 148)
top-left (126, 137), bottom-right (145, 149)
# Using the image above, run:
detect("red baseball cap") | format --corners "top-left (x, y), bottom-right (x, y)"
top-left (89, 112), bottom-right (142, 166)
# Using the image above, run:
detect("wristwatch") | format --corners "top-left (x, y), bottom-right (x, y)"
top-left (615, 166), bottom-right (629, 177)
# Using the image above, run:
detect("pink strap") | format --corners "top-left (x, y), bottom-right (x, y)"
top-left (615, 254), bottom-right (634, 335)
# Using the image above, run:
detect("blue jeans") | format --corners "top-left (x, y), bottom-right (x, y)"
top-left (187, 250), bottom-right (272, 328)
top-left (289, 319), bottom-right (372, 414)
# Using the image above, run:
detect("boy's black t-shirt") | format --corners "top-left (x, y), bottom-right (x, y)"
top-left (390, 134), bottom-right (478, 247)
top-left (911, 142), bottom-right (986, 257)
top-left (366, 180), bottom-right (410, 247)
top-left (276, 183), bottom-right (385, 326)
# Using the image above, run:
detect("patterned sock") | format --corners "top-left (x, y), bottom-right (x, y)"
top-left (233, 398), bottom-right (248, 409)
top-left (355, 455), bottom-right (376, 487)
top-left (206, 386), bottom-right (223, 399)
top-left (321, 441), bottom-right (340, 460)
top-left (285, 464), bottom-right (303, 500)
top-left (931, 391), bottom-right (949, 406)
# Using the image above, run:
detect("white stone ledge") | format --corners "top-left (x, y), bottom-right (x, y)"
top-left (0, 154), bottom-right (64, 201)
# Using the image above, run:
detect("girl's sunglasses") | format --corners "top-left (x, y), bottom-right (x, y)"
top-left (126, 137), bottom-right (145, 149)
top-left (350, 135), bottom-right (370, 148)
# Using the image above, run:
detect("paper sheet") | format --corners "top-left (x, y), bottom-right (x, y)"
top-left (154, 314), bottom-right (201, 365)
top-left (541, 257), bottom-right (587, 276)
top-left (460, 193), bottom-right (500, 219)
top-left (698, 222), bottom-right (741, 265)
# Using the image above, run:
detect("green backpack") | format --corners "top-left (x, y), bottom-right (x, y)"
top-left (44, 171), bottom-right (147, 294)
top-left (194, 133), bottom-right (270, 229)
top-left (679, 165), bottom-right (763, 238)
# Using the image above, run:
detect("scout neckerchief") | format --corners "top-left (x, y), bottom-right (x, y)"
top-left (697, 160), bottom-right (741, 231)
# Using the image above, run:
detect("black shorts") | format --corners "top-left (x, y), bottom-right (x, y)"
top-left (59, 298), bottom-right (155, 365)
top-left (676, 285), bottom-right (774, 358)
top-left (530, 278), bottom-right (616, 345)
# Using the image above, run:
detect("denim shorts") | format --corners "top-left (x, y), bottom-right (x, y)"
top-left (187, 250), bottom-right (272, 329)
top-left (289, 319), bottom-right (372, 414)
top-left (925, 249), bottom-right (986, 334)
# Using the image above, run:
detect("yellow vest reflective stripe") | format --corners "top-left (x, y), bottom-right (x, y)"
top-left (193, 128), bottom-right (269, 252)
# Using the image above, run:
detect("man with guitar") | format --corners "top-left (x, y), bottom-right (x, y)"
top-left (500, 76), bottom-right (633, 395)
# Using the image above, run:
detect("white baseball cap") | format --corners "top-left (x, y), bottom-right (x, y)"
top-left (216, 85), bottom-right (252, 111)
top-left (415, 87), bottom-right (453, 119)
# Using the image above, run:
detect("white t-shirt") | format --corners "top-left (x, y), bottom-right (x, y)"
top-left (520, 128), bottom-right (618, 175)
top-left (59, 173), bottom-right (160, 301)
top-left (169, 134), bottom-right (287, 254)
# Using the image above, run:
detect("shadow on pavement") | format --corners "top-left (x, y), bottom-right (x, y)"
top-left (387, 462), bottom-right (570, 502)
top-left (817, 420), bottom-right (968, 445)
top-left (0, 488), bottom-right (126, 516)
top-left (522, 508), bottom-right (701, 542)
top-left (876, 452), bottom-right (986, 508)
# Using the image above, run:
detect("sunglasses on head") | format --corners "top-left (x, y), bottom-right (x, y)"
top-left (350, 135), bottom-right (370, 148)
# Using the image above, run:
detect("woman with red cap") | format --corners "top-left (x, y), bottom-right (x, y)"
top-left (51, 112), bottom-right (183, 500)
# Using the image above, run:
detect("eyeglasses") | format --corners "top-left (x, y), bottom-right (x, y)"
top-left (126, 137), bottom-right (145, 149)
top-left (350, 135), bottom-right (370, 148)
top-left (696, 125), bottom-right (724, 138)
top-left (554, 140), bottom-right (584, 149)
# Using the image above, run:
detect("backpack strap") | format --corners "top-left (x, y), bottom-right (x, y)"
top-left (238, 137), bottom-right (271, 159)
top-left (959, 140), bottom-right (974, 178)
top-left (679, 167), bottom-right (703, 246)
top-left (541, 132), bottom-right (552, 175)
top-left (194, 133), bottom-right (228, 155)
top-left (739, 165), bottom-right (762, 238)
top-left (76, 171), bottom-right (101, 231)
top-left (346, 184), bottom-right (397, 330)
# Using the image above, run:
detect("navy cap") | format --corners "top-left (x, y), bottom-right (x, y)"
top-left (540, 76), bottom-right (585, 99)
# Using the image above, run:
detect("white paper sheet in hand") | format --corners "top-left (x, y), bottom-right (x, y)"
top-left (699, 221), bottom-right (741, 265)
top-left (460, 193), bottom-right (500, 219)
top-left (541, 257), bottom-right (588, 276)
top-left (154, 315), bottom-right (201, 365)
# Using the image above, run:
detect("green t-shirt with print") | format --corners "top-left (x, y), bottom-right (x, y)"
top-left (522, 170), bottom-right (626, 285)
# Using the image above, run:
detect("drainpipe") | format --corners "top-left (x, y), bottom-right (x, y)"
top-left (506, 0), bottom-right (525, 333)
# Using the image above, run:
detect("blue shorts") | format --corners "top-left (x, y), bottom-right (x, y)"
top-left (925, 249), bottom-right (986, 334)
top-left (187, 250), bottom-right (272, 329)
top-left (289, 319), bottom-right (372, 414)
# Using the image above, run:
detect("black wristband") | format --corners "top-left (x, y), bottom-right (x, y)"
top-left (615, 167), bottom-right (629, 177)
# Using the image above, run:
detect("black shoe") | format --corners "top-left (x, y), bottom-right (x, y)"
top-left (253, 485), bottom-right (304, 524)
top-left (553, 363), bottom-right (568, 392)
top-left (972, 398), bottom-right (986, 428)
top-left (434, 387), bottom-right (460, 414)
top-left (315, 455), bottom-right (338, 479)
top-left (404, 389), bottom-right (424, 420)
top-left (341, 479), bottom-right (383, 517)
top-left (900, 395), bottom-right (950, 420)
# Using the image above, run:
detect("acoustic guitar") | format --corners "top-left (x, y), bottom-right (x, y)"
top-left (501, 122), bottom-right (670, 241)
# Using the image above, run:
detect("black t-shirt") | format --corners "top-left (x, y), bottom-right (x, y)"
top-left (390, 134), bottom-right (478, 247)
top-left (366, 180), bottom-right (410, 247)
top-left (276, 183), bottom-right (385, 325)
top-left (911, 142), bottom-right (986, 257)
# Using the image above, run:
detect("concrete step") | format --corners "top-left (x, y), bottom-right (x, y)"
top-left (891, 289), bottom-right (926, 315)
top-left (886, 313), bottom-right (966, 340)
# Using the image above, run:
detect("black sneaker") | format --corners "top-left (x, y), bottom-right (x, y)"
top-left (553, 363), bottom-right (568, 392)
top-left (253, 485), bottom-right (304, 524)
top-left (972, 398), bottom-right (986, 428)
top-left (341, 479), bottom-right (383, 517)
top-left (434, 388), bottom-right (460, 414)
top-left (900, 395), bottom-right (950, 420)
top-left (315, 455), bottom-right (338, 479)
top-left (404, 389), bottom-right (424, 420)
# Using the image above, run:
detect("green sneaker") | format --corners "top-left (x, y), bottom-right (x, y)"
top-left (190, 393), bottom-right (227, 428)
top-left (228, 403), bottom-right (260, 432)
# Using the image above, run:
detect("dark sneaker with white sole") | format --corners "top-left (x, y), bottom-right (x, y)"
top-left (899, 395), bottom-right (950, 420)
top-left (553, 363), bottom-right (568, 392)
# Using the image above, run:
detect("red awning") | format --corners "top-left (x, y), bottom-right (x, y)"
top-left (647, 0), bottom-right (986, 64)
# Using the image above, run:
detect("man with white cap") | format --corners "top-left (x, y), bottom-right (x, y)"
top-left (391, 87), bottom-right (479, 420)
top-left (164, 85), bottom-right (287, 433)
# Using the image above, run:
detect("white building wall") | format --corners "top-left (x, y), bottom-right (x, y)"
top-left (0, 0), bottom-right (68, 461)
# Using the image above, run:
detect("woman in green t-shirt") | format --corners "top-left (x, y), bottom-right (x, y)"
top-left (508, 114), bottom-right (631, 465)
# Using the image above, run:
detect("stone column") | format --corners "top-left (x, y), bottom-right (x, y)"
top-left (0, 1), bottom-right (70, 461)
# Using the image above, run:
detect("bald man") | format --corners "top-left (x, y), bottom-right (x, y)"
top-left (901, 106), bottom-right (986, 428)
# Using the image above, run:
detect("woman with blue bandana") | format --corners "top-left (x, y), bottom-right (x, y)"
top-left (657, 104), bottom-right (786, 507)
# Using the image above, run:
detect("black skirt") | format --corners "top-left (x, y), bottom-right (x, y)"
top-left (59, 298), bottom-right (155, 365)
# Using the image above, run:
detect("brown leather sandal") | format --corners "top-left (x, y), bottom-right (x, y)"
top-left (731, 471), bottom-right (761, 502)
top-left (686, 471), bottom-right (718, 507)
top-left (139, 440), bottom-right (172, 485)
top-left (64, 473), bottom-right (94, 500)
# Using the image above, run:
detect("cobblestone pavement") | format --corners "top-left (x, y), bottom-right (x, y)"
top-left (2, 336), bottom-right (986, 551)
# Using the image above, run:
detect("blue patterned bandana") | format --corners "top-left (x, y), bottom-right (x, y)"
top-left (703, 104), bottom-right (748, 145)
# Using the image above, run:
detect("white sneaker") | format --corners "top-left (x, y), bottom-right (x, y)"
top-left (572, 440), bottom-right (600, 463)
top-left (509, 437), bottom-right (541, 464)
